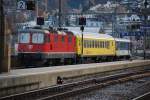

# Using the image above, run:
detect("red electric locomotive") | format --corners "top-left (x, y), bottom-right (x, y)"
top-left (18, 28), bottom-right (76, 66)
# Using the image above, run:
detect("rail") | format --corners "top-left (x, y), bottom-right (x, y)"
top-left (132, 92), bottom-right (150, 100)
top-left (0, 69), bottom-right (150, 100)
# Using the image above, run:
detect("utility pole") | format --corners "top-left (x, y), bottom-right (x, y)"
top-left (112, 0), bottom-right (117, 37)
top-left (0, 0), bottom-right (10, 73)
top-left (143, 0), bottom-right (148, 59)
top-left (36, 0), bottom-right (39, 17)
top-left (58, 0), bottom-right (62, 28)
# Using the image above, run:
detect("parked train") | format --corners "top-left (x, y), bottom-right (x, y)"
top-left (18, 27), bottom-right (131, 66)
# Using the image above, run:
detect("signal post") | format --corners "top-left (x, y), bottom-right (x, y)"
top-left (79, 17), bottom-right (86, 63)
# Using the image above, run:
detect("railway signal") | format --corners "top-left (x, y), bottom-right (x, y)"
top-left (79, 17), bottom-right (86, 26)
top-left (79, 17), bottom-right (86, 63)
top-left (37, 17), bottom-right (44, 25)
top-left (26, 0), bottom-right (35, 10)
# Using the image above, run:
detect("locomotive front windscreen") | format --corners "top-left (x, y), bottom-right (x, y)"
top-left (19, 32), bottom-right (44, 44)
top-left (32, 33), bottom-right (44, 44)
top-left (19, 33), bottom-right (30, 43)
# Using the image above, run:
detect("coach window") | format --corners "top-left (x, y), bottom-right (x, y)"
top-left (84, 40), bottom-right (86, 48)
top-left (95, 41), bottom-right (96, 48)
top-left (86, 40), bottom-right (88, 48)
top-left (91, 40), bottom-right (92, 48)
top-left (105, 41), bottom-right (107, 48)
top-left (97, 41), bottom-right (99, 48)
top-left (89, 40), bottom-right (91, 48)
top-left (91, 40), bottom-right (93, 48)
top-left (85, 40), bottom-right (86, 48)
top-left (100, 41), bottom-right (102, 48)
top-left (106, 41), bottom-right (109, 49)
top-left (94, 40), bottom-right (95, 48)
top-left (93, 40), bottom-right (95, 48)
top-left (95, 41), bottom-right (97, 48)
top-left (88, 40), bottom-right (90, 48)
top-left (86, 40), bottom-right (89, 48)
top-left (107, 41), bottom-right (110, 49)
top-left (112, 41), bottom-right (113, 46)
top-left (90, 40), bottom-right (92, 48)
top-left (103, 41), bottom-right (105, 48)
top-left (96, 41), bottom-right (98, 48)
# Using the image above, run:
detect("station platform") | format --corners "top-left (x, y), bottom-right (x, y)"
top-left (0, 60), bottom-right (150, 97)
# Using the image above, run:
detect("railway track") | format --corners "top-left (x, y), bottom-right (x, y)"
top-left (132, 92), bottom-right (150, 100)
top-left (0, 70), bottom-right (150, 100)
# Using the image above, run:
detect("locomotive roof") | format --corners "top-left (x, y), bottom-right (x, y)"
top-left (71, 31), bottom-right (114, 40)
top-left (18, 28), bottom-right (74, 35)
top-left (114, 38), bottom-right (130, 42)
top-left (18, 28), bottom-right (115, 40)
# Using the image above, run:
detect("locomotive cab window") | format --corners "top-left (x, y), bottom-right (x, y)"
top-left (19, 33), bottom-right (30, 43)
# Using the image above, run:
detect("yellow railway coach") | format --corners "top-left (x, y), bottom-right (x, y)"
top-left (73, 31), bottom-right (116, 61)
